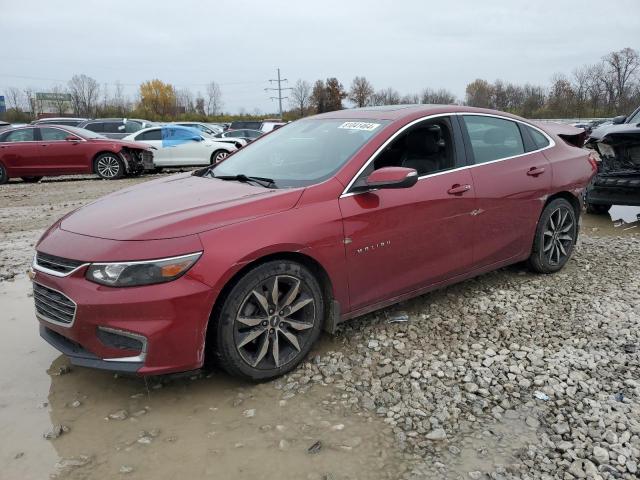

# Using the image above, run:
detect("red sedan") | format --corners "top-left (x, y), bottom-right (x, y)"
top-left (32, 105), bottom-right (596, 380)
top-left (0, 125), bottom-right (153, 183)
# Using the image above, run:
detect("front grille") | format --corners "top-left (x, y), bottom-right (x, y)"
top-left (33, 283), bottom-right (76, 325)
top-left (36, 252), bottom-right (84, 275)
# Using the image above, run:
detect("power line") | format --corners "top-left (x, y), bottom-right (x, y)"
top-left (265, 68), bottom-right (292, 119)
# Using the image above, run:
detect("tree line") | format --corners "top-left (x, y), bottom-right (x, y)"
top-left (2, 47), bottom-right (638, 123)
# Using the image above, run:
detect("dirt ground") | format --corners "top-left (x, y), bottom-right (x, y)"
top-left (0, 173), bottom-right (638, 480)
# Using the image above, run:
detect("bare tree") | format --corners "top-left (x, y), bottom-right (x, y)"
top-left (348, 76), bottom-right (374, 107)
top-left (4, 87), bottom-right (24, 111)
top-left (289, 79), bottom-right (312, 117)
top-left (602, 48), bottom-right (640, 110)
top-left (50, 85), bottom-right (71, 116)
top-left (371, 87), bottom-right (400, 106)
top-left (68, 74), bottom-right (100, 117)
top-left (23, 87), bottom-right (36, 115)
top-left (176, 88), bottom-right (195, 113)
top-left (399, 93), bottom-right (419, 104)
top-left (420, 88), bottom-right (456, 104)
top-left (206, 81), bottom-right (223, 116)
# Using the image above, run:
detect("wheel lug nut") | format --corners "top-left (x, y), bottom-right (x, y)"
top-left (262, 321), bottom-right (267, 326)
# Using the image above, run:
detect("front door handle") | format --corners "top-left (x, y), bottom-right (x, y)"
top-left (447, 184), bottom-right (472, 195)
top-left (527, 166), bottom-right (545, 177)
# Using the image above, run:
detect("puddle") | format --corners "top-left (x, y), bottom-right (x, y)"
top-left (0, 276), bottom-right (403, 480)
top-left (583, 205), bottom-right (640, 235)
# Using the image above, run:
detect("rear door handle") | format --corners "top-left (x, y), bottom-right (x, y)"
top-left (527, 166), bottom-right (545, 176)
top-left (447, 184), bottom-right (472, 195)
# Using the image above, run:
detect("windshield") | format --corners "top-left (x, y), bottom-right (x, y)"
top-left (627, 107), bottom-right (640, 124)
top-left (64, 126), bottom-right (106, 139)
top-left (209, 118), bottom-right (388, 187)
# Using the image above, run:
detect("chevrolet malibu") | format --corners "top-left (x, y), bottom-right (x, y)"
top-left (32, 105), bottom-right (596, 380)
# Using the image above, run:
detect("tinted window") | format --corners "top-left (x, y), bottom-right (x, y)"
top-left (40, 127), bottom-right (71, 141)
top-left (137, 129), bottom-right (162, 141)
top-left (84, 122), bottom-right (104, 133)
top-left (125, 120), bottom-right (143, 133)
top-left (2, 129), bottom-right (35, 142)
top-left (527, 126), bottom-right (551, 150)
top-left (463, 116), bottom-right (525, 164)
top-left (102, 122), bottom-right (124, 134)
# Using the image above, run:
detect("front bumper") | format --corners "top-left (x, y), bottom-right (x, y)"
top-left (32, 266), bottom-right (216, 375)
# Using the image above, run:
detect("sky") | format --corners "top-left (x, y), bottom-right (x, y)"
top-left (1, 0), bottom-right (639, 114)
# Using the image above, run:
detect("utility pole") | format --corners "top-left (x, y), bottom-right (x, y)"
top-left (265, 68), bottom-right (292, 119)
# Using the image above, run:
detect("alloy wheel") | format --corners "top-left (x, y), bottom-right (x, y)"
top-left (542, 206), bottom-right (574, 265)
top-left (215, 151), bottom-right (228, 163)
top-left (96, 156), bottom-right (120, 178)
top-left (234, 275), bottom-right (315, 370)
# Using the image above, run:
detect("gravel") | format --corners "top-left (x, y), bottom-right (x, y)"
top-left (276, 234), bottom-right (640, 479)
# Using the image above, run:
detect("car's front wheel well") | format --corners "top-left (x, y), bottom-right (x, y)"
top-left (203, 252), bottom-right (335, 366)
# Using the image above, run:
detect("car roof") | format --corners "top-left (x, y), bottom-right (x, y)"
top-left (309, 104), bottom-right (536, 124)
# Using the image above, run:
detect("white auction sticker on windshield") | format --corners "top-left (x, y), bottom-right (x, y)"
top-left (338, 122), bottom-right (381, 131)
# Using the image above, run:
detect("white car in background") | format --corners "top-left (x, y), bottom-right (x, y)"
top-left (124, 126), bottom-right (236, 167)
top-left (170, 122), bottom-right (247, 148)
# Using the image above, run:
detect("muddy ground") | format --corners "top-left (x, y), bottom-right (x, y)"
top-left (0, 173), bottom-right (638, 480)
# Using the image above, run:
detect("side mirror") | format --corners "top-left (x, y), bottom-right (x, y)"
top-left (612, 115), bottom-right (626, 125)
top-left (65, 136), bottom-right (79, 142)
top-left (357, 166), bottom-right (418, 191)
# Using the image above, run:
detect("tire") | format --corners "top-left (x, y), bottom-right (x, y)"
top-left (0, 163), bottom-right (9, 184)
top-left (211, 149), bottom-right (229, 164)
top-left (210, 260), bottom-right (324, 381)
top-left (528, 198), bottom-right (578, 274)
top-left (586, 203), bottom-right (611, 215)
top-left (21, 176), bottom-right (43, 183)
top-left (94, 153), bottom-right (124, 180)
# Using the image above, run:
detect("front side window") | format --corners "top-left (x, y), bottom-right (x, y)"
top-left (84, 122), bottom-right (104, 133)
top-left (1, 128), bottom-right (35, 142)
top-left (361, 117), bottom-right (456, 179)
top-left (40, 127), bottom-right (71, 141)
top-left (210, 119), bottom-right (389, 188)
top-left (138, 129), bottom-right (162, 141)
top-left (462, 116), bottom-right (525, 164)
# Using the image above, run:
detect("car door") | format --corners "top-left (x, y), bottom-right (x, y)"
top-left (460, 114), bottom-right (552, 268)
top-left (338, 116), bottom-right (476, 311)
top-left (133, 129), bottom-right (170, 166)
top-left (0, 127), bottom-right (40, 176)
top-left (163, 128), bottom-right (207, 165)
top-left (37, 127), bottom-right (87, 173)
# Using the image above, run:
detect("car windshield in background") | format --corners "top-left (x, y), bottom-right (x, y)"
top-left (209, 119), bottom-right (388, 188)
top-left (63, 126), bottom-right (106, 139)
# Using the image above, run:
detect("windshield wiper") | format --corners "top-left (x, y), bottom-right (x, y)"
top-left (211, 173), bottom-right (277, 188)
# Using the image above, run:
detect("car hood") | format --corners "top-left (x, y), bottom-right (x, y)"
top-left (87, 138), bottom-right (151, 150)
top-left (589, 122), bottom-right (640, 141)
top-left (60, 173), bottom-right (304, 241)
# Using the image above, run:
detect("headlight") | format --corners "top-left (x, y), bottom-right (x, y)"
top-left (86, 252), bottom-right (202, 287)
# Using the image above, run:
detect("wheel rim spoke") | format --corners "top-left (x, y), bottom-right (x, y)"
top-left (252, 333), bottom-right (270, 367)
top-left (270, 276), bottom-right (280, 306)
top-left (237, 327), bottom-right (266, 348)
top-left (251, 290), bottom-right (269, 314)
top-left (237, 316), bottom-right (266, 327)
top-left (280, 329), bottom-right (301, 351)
top-left (287, 295), bottom-right (313, 315)
top-left (272, 332), bottom-right (280, 368)
top-left (282, 319), bottom-right (313, 331)
top-left (280, 278), bottom-right (300, 309)
top-left (557, 240), bottom-right (567, 256)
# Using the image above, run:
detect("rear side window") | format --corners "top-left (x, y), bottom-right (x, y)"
top-left (40, 127), bottom-right (70, 141)
top-left (125, 121), bottom-right (143, 133)
top-left (102, 122), bottom-right (124, 134)
top-left (526, 126), bottom-right (550, 150)
top-left (84, 122), bottom-right (104, 133)
top-left (462, 116), bottom-right (525, 164)
top-left (1, 129), bottom-right (35, 142)
top-left (137, 129), bottom-right (162, 141)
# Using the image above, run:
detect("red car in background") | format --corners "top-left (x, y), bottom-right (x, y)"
top-left (32, 105), bottom-right (595, 381)
top-left (0, 125), bottom-right (153, 184)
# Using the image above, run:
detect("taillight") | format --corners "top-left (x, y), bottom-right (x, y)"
top-left (587, 150), bottom-right (600, 171)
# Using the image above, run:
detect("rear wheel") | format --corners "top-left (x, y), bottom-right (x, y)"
top-left (21, 176), bottom-right (43, 183)
top-left (586, 203), bottom-right (611, 215)
top-left (210, 260), bottom-right (324, 381)
top-left (528, 198), bottom-right (578, 273)
top-left (211, 149), bottom-right (229, 164)
top-left (94, 153), bottom-right (124, 180)
top-left (0, 163), bottom-right (9, 184)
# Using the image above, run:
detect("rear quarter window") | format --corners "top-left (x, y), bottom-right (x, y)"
top-left (527, 126), bottom-right (551, 150)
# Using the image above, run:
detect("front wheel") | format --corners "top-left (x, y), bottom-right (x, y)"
top-left (528, 198), bottom-right (578, 274)
top-left (211, 149), bottom-right (229, 164)
top-left (0, 163), bottom-right (9, 184)
top-left (586, 203), bottom-right (611, 215)
top-left (210, 260), bottom-right (324, 381)
top-left (94, 153), bottom-right (124, 180)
